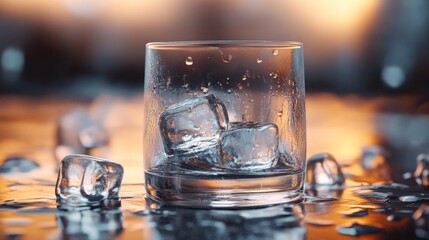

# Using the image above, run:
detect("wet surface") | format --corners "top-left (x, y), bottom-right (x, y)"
top-left (1, 93), bottom-right (429, 239)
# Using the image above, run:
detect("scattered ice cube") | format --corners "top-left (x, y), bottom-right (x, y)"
top-left (159, 94), bottom-right (229, 155)
top-left (219, 122), bottom-right (278, 170)
top-left (306, 153), bottom-right (345, 187)
top-left (360, 146), bottom-right (388, 170)
top-left (336, 222), bottom-right (383, 236)
top-left (413, 154), bottom-right (429, 187)
top-left (55, 155), bottom-right (124, 206)
top-left (0, 156), bottom-right (39, 174)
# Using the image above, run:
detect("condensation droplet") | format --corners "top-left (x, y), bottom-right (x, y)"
top-left (201, 87), bottom-right (209, 93)
top-left (227, 89), bottom-right (232, 93)
top-left (272, 73), bottom-right (278, 79)
top-left (277, 111), bottom-right (283, 117)
top-left (185, 56), bottom-right (193, 66)
top-left (237, 83), bottom-right (243, 90)
top-left (221, 52), bottom-right (232, 63)
top-left (256, 58), bottom-right (263, 63)
top-left (272, 49), bottom-right (279, 55)
top-left (242, 75), bottom-right (247, 81)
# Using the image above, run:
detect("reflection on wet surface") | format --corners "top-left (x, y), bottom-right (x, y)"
top-left (1, 93), bottom-right (429, 239)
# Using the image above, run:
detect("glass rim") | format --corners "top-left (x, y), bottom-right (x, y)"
top-left (146, 40), bottom-right (303, 49)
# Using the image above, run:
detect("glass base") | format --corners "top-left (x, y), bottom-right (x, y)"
top-left (145, 170), bottom-right (304, 208)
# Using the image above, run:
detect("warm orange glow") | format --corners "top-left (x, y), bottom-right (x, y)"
top-left (284, 0), bottom-right (381, 58)
top-left (306, 94), bottom-right (379, 164)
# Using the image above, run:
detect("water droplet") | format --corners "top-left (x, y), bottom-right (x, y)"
top-left (201, 87), bottom-right (209, 93)
top-left (272, 73), bottom-right (278, 79)
top-left (256, 58), bottom-right (263, 63)
top-left (306, 218), bottom-right (335, 226)
top-left (277, 111), bottom-right (283, 117)
top-left (339, 208), bottom-right (369, 217)
top-left (185, 56), bottom-right (193, 66)
top-left (242, 75), bottom-right (247, 81)
top-left (220, 51), bottom-right (232, 63)
top-left (227, 89), bottom-right (232, 93)
top-left (272, 49), bottom-right (279, 55)
top-left (181, 83), bottom-right (189, 88)
top-left (237, 83), bottom-right (243, 90)
top-left (336, 222), bottom-right (384, 236)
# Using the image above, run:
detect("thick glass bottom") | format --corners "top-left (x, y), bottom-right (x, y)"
top-left (145, 169), bottom-right (304, 208)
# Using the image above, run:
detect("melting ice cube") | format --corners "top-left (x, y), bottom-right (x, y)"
top-left (159, 94), bottom-right (229, 155)
top-left (360, 146), bottom-right (388, 170)
top-left (219, 122), bottom-right (278, 170)
top-left (55, 155), bottom-right (123, 206)
top-left (306, 153), bottom-right (345, 187)
top-left (413, 154), bottom-right (429, 187)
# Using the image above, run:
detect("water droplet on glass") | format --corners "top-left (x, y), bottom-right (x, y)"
top-left (201, 87), bottom-right (209, 93)
top-left (336, 222), bottom-right (384, 236)
top-left (242, 75), bottom-right (247, 81)
top-left (185, 56), bottom-right (193, 66)
top-left (256, 58), bottom-right (263, 63)
top-left (220, 51), bottom-right (232, 63)
top-left (306, 153), bottom-right (345, 187)
top-left (272, 49), bottom-right (279, 55)
top-left (272, 73), bottom-right (278, 79)
top-left (277, 111), bottom-right (283, 117)
top-left (227, 89), bottom-right (232, 93)
top-left (237, 83), bottom-right (243, 90)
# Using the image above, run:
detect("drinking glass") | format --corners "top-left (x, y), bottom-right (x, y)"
top-left (143, 41), bottom-right (306, 208)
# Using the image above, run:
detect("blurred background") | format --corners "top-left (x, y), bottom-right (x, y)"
top-left (0, 0), bottom-right (428, 96)
top-left (0, 0), bottom-right (429, 182)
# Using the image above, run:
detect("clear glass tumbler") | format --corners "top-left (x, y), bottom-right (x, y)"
top-left (143, 41), bottom-right (306, 208)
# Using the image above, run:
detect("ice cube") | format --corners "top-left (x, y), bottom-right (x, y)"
top-left (0, 156), bottom-right (39, 174)
top-left (55, 109), bottom-right (109, 161)
top-left (413, 154), bottom-right (429, 187)
top-left (55, 155), bottom-right (124, 206)
top-left (159, 94), bottom-right (229, 155)
top-left (360, 146), bottom-right (388, 170)
top-left (306, 153), bottom-right (345, 187)
top-left (219, 122), bottom-right (278, 170)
